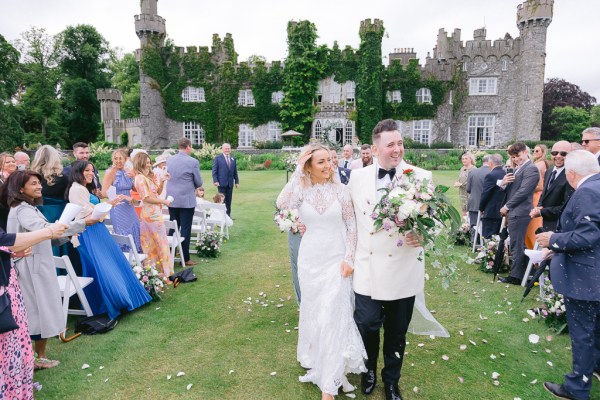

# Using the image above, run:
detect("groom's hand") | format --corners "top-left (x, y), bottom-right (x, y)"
top-left (340, 261), bottom-right (354, 277)
top-left (405, 231), bottom-right (422, 247)
top-left (297, 223), bottom-right (306, 236)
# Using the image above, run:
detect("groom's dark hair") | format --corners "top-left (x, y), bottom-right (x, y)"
top-left (372, 119), bottom-right (399, 142)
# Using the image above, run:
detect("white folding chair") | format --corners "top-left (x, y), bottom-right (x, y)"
top-left (103, 216), bottom-right (114, 233)
top-left (164, 219), bottom-right (186, 268)
top-left (190, 209), bottom-right (207, 254)
top-left (201, 203), bottom-right (230, 240)
top-left (110, 232), bottom-right (147, 266)
top-left (472, 211), bottom-right (484, 252)
top-left (54, 255), bottom-right (94, 342)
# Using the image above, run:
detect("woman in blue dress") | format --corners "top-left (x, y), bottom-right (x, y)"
top-left (101, 149), bottom-right (141, 252)
top-left (67, 160), bottom-right (151, 319)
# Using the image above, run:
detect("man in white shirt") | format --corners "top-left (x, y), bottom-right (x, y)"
top-left (581, 127), bottom-right (600, 165)
top-left (338, 144), bottom-right (354, 169)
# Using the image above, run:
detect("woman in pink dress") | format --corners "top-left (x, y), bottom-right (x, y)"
top-left (132, 153), bottom-right (173, 278)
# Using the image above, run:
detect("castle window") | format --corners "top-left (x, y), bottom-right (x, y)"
top-left (346, 81), bottom-right (355, 104)
top-left (238, 89), bottom-right (255, 107)
top-left (467, 114), bottom-right (495, 147)
top-left (271, 91), bottom-right (284, 104)
top-left (238, 124), bottom-right (255, 147)
top-left (413, 120), bottom-right (431, 145)
top-left (469, 78), bottom-right (497, 95)
top-left (314, 120), bottom-right (323, 140)
top-left (416, 88), bottom-right (432, 104)
top-left (183, 122), bottom-right (205, 145)
top-left (502, 59), bottom-right (509, 71)
top-left (462, 62), bottom-right (468, 72)
top-left (182, 87), bottom-right (205, 103)
top-left (268, 121), bottom-right (282, 141)
top-left (344, 120), bottom-right (354, 144)
top-left (386, 90), bottom-right (402, 103)
top-left (448, 90), bottom-right (453, 105)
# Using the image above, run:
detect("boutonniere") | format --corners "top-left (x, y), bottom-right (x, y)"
top-left (341, 170), bottom-right (347, 177)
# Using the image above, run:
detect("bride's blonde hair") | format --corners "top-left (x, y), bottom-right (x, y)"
top-left (298, 143), bottom-right (335, 187)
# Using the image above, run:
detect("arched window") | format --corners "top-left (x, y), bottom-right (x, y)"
top-left (344, 121), bottom-right (353, 144)
top-left (314, 120), bottom-right (322, 140)
top-left (416, 88), bottom-right (432, 104)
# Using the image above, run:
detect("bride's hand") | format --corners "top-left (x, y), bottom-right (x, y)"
top-left (340, 261), bottom-right (353, 277)
top-left (405, 231), bottom-right (422, 247)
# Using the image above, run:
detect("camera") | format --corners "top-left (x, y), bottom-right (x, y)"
top-left (506, 167), bottom-right (514, 174)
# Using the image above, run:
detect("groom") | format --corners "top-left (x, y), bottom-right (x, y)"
top-left (348, 119), bottom-right (431, 400)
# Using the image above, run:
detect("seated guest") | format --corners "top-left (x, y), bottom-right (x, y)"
top-left (212, 193), bottom-right (234, 227)
top-left (478, 154), bottom-right (506, 239)
top-left (4, 171), bottom-right (88, 370)
top-left (102, 149), bottom-right (141, 252)
top-left (132, 153), bottom-right (173, 278)
top-left (67, 160), bottom-right (151, 319)
top-left (195, 187), bottom-right (208, 206)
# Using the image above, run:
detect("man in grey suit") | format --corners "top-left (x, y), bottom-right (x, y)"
top-left (466, 154), bottom-right (490, 226)
top-left (581, 127), bottom-right (600, 165)
top-left (498, 142), bottom-right (540, 284)
top-left (166, 137), bottom-right (203, 266)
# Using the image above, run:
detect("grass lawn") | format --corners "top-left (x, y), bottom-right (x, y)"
top-left (35, 170), bottom-right (599, 399)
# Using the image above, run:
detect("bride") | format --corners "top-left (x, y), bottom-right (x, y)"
top-left (277, 143), bottom-right (366, 399)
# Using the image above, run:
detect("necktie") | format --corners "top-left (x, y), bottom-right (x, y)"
top-left (547, 169), bottom-right (557, 189)
top-left (226, 156), bottom-right (230, 168)
top-left (344, 160), bottom-right (349, 169)
top-left (378, 167), bottom-right (396, 180)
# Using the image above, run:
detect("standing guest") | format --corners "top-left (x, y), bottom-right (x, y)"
top-left (212, 143), bottom-right (239, 216)
top-left (166, 138), bottom-right (203, 267)
top-left (535, 150), bottom-right (600, 400)
top-left (581, 127), bottom-right (600, 164)
top-left (454, 152), bottom-right (476, 216)
top-left (466, 154), bottom-right (490, 226)
top-left (525, 144), bottom-right (550, 248)
top-left (330, 149), bottom-right (351, 185)
top-left (338, 144), bottom-right (354, 169)
top-left (0, 153), bottom-right (17, 185)
top-left (498, 142), bottom-right (540, 285)
top-left (63, 142), bottom-right (103, 197)
top-left (530, 141), bottom-right (575, 232)
top-left (570, 142), bottom-right (584, 151)
top-left (133, 152), bottom-right (173, 278)
top-left (350, 144), bottom-right (373, 169)
top-left (152, 155), bottom-right (168, 200)
top-left (13, 152), bottom-right (30, 171)
top-left (5, 171), bottom-right (87, 370)
top-left (479, 154), bottom-right (506, 239)
top-left (0, 218), bottom-right (66, 400)
top-left (102, 149), bottom-right (142, 252)
top-left (67, 160), bottom-right (151, 319)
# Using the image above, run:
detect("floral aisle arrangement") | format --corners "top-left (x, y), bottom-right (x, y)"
top-left (371, 168), bottom-right (462, 287)
top-left (527, 277), bottom-right (568, 333)
top-left (195, 231), bottom-right (223, 258)
top-left (273, 208), bottom-right (300, 234)
top-left (469, 236), bottom-right (509, 273)
top-left (283, 152), bottom-right (299, 173)
top-left (454, 222), bottom-right (472, 246)
top-left (132, 263), bottom-right (165, 301)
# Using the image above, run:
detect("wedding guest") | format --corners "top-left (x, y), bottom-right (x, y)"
top-left (211, 193), bottom-right (234, 228)
top-left (129, 149), bottom-right (148, 219)
top-left (132, 153), bottom-right (173, 278)
top-left (525, 144), bottom-right (550, 248)
top-left (350, 144), bottom-right (373, 169)
top-left (166, 137), bottom-right (203, 266)
top-left (479, 154), bottom-right (506, 238)
top-left (466, 154), bottom-right (490, 226)
top-left (581, 127), bottom-right (600, 164)
top-left (13, 151), bottom-right (30, 171)
top-left (455, 152), bottom-right (476, 216)
top-left (67, 160), bottom-right (151, 319)
top-left (195, 187), bottom-right (207, 205)
top-left (0, 210), bottom-right (66, 400)
top-left (329, 149), bottom-right (351, 185)
top-left (153, 155), bottom-right (168, 200)
top-left (63, 142), bottom-right (103, 197)
top-left (338, 144), bottom-right (354, 169)
top-left (570, 142), bottom-right (584, 151)
top-left (102, 149), bottom-right (141, 252)
top-left (212, 143), bottom-right (239, 216)
top-left (5, 171), bottom-right (87, 370)
top-left (0, 153), bottom-right (17, 185)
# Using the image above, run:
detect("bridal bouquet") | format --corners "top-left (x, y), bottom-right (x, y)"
top-left (274, 208), bottom-right (300, 234)
top-left (132, 263), bottom-right (165, 301)
top-left (371, 168), bottom-right (461, 248)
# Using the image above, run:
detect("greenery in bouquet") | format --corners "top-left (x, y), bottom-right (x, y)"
top-left (527, 277), bottom-right (568, 334)
top-left (131, 263), bottom-right (165, 301)
top-left (274, 208), bottom-right (300, 234)
top-left (195, 231), bottom-right (223, 258)
top-left (469, 236), bottom-right (509, 273)
top-left (454, 222), bottom-right (472, 246)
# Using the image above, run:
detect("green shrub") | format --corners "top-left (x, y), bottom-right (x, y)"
top-left (430, 141), bottom-right (454, 149)
top-left (253, 141), bottom-right (283, 149)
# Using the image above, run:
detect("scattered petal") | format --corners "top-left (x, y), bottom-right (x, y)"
top-left (186, 384), bottom-right (193, 390)
top-left (458, 377), bottom-right (464, 383)
top-left (500, 353), bottom-right (505, 357)
top-left (492, 372), bottom-right (500, 379)
top-left (522, 318), bottom-right (530, 322)
top-left (270, 372), bottom-right (277, 376)
top-left (413, 387), bottom-right (419, 394)
top-left (167, 375), bottom-right (172, 380)
top-left (418, 343), bottom-right (425, 347)
top-left (104, 378), bottom-right (109, 383)
top-left (395, 352), bottom-right (401, 358)
top-left (429, 335), bottom-right (435, 339)
top-left (493, 380), bottom-right (500, 386)
top-left (431, 361), bottom-right (435, 365)
top-left (583, 375), bottom-right (589, 383)
top-left (345, 394), bottom-right (356, 399)
top-left (442, 355), bottom-right (449, 361)
top-left (482, 339), bottom-right (488, 344)
top-left (530, 379), bottom-right (538, 385)
top-left (81, 364), bottom-right (90, 370)
top-left (229, 370), bottom-right (235, 375)
top-left (99, 366), bottom-right (105, 370)
top-left (547, 361), bottom-right (553, 367)
top-left (469, 340), bottom-right (477, 346)
top-left (155, 307), bottom-right (161, 310)
top-left (177, 372), bottom-right (185, 377)
top-left (490, 354), bottom-right (497, 360)
top-left (460, 345), bottom-right (467, 351)
top-left (546, 336), bottom-right (553, 342)
top-left (459, 330), bottom-right (464, 336)
top-left (529, 334), bottom-right (540, 344)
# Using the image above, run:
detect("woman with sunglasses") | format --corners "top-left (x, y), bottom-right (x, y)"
top-left (525, 144), bottom-right (550, 248)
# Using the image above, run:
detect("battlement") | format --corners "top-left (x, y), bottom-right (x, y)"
top-left (517, 0), bottom-right (553, 24)
top-left (135, 14), bottom-right (166, 37)
top-left (96, 88), bottom-right (122, 102)
top-left (359, 19), bottom-right (385, 36)
top-left (433, 27), bottom-right (521, 64)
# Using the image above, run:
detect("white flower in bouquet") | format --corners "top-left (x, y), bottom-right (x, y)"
top-left (420, 192), bottom-right (433, 201)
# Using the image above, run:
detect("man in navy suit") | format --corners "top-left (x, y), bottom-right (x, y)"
top-left (581, 127), bottom-right (600, 165)
top-left (329, 149), bottom-right (351, 185)
top-left (212, 143), bottom-right (239, 216)
top-left (536, 150), bottom-right (600, 400)
top-left (478, 154), bottom-right (505, 239)
top-left (530, 141), bottom-right (574, 232)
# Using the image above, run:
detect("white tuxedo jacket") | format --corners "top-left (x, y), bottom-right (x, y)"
top-left (348, 161), bottom-right (433, 300)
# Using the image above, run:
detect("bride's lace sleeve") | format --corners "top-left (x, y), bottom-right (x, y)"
top-left (276, 168), bottom-right (303, 210)
top-left (339, 186), bottom-right (357, 266)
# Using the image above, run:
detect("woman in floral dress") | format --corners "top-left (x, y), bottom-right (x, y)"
top-left (132, 153), bottom-right (173, 278)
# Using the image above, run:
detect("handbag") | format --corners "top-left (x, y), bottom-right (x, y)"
top-left (75, 314), bottom-right (119, 335)
top-left (0, 290), bottom-right (19, 334)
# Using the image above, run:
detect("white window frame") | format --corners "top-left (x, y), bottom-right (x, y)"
top-left (344, 121), bottom-right (354, 144)
top-left (268, 121), bottom-right (282, 141)
top-left (238, 124), bottom-right (255, 147)
top-left (271, 91), bottom-right (284, 104)
top-left (238, 89), bottom-right (255, 107)
top-left (183, 122), bottom-right (205, 145)
top-left (182, 86), bottom-right (205, 103)
top-left (469, 78), bottom-right (498, 95)
top-left (462, 62), bottom-right (468, 71)
top-left (413, 120), bottom-right (431, 145)
top-left (501, 59), bottom-right (509, 71)
top-left (467, 114), bottom-right (495, 147)
top-left (346, 81), bottom-right (355, 104)
top-left (416, 88), bottom-right (432, 104)
top-left (314, 120), bottom-right (323, 140)
top-left (386, 90), bottom-right (402, 103)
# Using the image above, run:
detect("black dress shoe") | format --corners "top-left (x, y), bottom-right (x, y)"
top-left (361, 369), bottom-right (376, 395)
top-left (498, 276), bottom-right (521, 285)
top-left (384, 384), bottom-right (403, 400)
top-left (543, 382), bottom-right (583, 400)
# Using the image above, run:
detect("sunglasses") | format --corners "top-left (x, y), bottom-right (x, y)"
top-left (582, 139), bottom-right (600, 145)
top-left (551, 151), bottom-right (568, 157)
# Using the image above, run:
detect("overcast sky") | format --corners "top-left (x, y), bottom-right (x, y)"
top-left (1, 0), bottom-right (598, 101)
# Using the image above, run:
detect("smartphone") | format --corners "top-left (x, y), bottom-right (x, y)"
top-left (506, 167), bottom-right (514, 174)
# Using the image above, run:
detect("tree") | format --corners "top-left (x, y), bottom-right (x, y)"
top-left (0, 34), bottom-right (24, 150)
top-left (549, 106), bottom-right (591, 142)
top-left (590, 105), bottom-right (600, 127)
top-left (542, 78), bottom-right (596, 140)
top-left (109, 52), bottom-right (140, 119)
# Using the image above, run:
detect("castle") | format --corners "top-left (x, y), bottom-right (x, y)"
top-left (98, 0), bottom-right (553, 148)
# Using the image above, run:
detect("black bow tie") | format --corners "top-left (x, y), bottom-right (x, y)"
top-left (378, 167), bottom-right (396, 180)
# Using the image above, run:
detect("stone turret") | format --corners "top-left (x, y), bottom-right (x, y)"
top-left (211, 33), bottom-right (237, 65)
top-left (97, 89), bottom-right (122, 122)
top-left (135, 0), bottom-right (166, 47)
top-left (388, 48), bottom-right (416, 67)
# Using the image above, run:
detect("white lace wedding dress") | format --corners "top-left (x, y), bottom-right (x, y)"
top-left (277, 179), bottom-right (367, 395)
